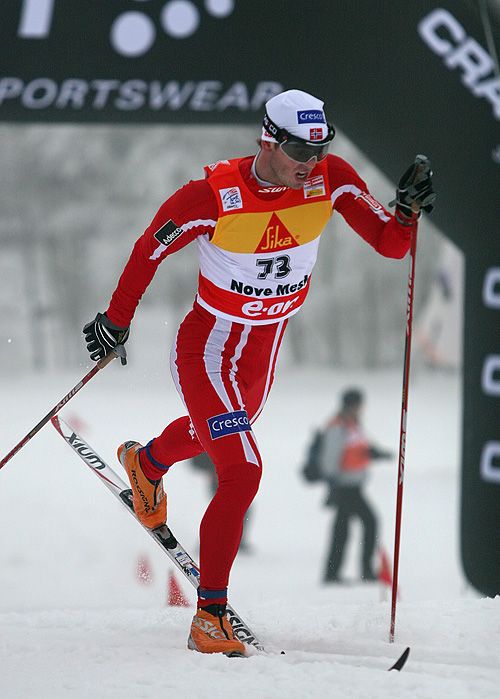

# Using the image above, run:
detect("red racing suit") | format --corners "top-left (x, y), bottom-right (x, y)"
top-left (106, 154), bottom-right (413, 593)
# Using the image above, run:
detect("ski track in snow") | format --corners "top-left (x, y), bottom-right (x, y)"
top-left (1, 365), bottom-right (499, 698)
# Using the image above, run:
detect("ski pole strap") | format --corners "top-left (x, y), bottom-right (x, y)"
top-left (112, 343), bottom-right (127, 366)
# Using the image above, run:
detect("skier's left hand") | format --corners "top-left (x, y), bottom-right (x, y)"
top-left (390, 154), bottom-right (436, 218)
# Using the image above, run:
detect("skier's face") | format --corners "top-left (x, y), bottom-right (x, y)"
top-left (257, 142), bottom-right (318, 190)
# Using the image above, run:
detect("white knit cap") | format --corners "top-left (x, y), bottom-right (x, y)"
top-left (261, 89), bottom-right (328, 143)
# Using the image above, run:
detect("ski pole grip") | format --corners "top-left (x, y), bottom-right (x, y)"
top-left (97, 350), bottom-right (120, 370)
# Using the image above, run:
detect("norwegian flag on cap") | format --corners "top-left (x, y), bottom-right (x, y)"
top-left (309, 127), bottom-right (323, 141)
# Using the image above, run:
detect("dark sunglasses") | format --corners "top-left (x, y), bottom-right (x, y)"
top-left (279, 138), bottom-right (331, 163)
top-left (263, 111), bottom-right (335, 163)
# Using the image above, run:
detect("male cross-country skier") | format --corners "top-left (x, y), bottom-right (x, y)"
top-left (83, 89), bottom-right (436, 656)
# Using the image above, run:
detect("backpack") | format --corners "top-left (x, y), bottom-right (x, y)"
top-left (301, 430), bottom-right (325, 483)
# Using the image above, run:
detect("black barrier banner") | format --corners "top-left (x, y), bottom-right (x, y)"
top-left (1, 1), bottom-right (499, 595)
top-left (1, 0), bottom-right (285, 121)
top-left (461, 257), bottom-right (500, 597)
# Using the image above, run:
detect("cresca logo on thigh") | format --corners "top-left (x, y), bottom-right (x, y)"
top-left (207, 410), bottom-right (252, 440)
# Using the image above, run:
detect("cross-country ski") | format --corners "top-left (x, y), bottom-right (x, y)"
top-left (51, 415), bottom-right (412, 671)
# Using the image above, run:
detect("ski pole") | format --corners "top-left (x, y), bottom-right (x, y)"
top-left (0, 349), bottom-right (120, 471)
top-left (389, 226), bottom-right (418, 643)
top-left (389, 153), bottom-right (433, 641)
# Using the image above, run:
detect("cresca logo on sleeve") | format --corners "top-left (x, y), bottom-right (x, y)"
top-left (207, 410), bottom-right (252, 440)
top-left (219, 186), bottom-right (243, 212)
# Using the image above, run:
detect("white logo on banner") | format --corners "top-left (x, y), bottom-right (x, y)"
top-left (418, 7), bottom-right (500, 121)
top-left (18, 0), bottom-right (235, 57)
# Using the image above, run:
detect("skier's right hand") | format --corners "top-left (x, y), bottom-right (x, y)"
top-left (83, 312), bottom-right (130, 365)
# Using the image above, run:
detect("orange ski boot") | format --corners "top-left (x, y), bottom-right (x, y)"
top-left (117, 441), bottom-right (167, 529)
top-left (188, 605), bottom-right (246, 657)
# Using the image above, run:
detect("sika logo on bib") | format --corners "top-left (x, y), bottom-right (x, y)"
top-left (254, 213), bottom-right (299, 252)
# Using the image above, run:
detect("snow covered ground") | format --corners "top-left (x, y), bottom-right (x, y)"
top-left (1, 359), bottom-right (499, 698)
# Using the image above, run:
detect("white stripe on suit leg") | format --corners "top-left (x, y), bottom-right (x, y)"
top-left (204, 318), bottom-right (259, 467)
top-left (229, 325), bottom-right (250, 409)
top-left (250, 320), bottom-right (284, 425)
top-left (169, 327), bottom-right (186, 408)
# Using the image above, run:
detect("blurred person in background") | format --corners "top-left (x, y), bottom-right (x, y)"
top-left (82, 89), bottom-right (435, 656)
top-left (318, 388), bottom-right (393, 584)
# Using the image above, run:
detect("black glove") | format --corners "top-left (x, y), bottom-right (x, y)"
top-left (390, 154), bottom-right (436, 222)
top-left (83, 313), bottom-right (130, 365)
